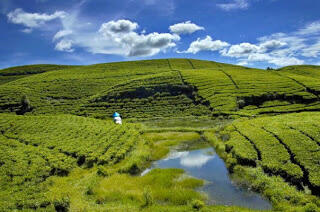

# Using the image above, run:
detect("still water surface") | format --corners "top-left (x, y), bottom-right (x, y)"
top-left (142, 146), bottom-right (272, 210)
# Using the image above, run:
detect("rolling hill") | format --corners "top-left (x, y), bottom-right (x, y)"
top-left (0, 59), bottom-right (319, 211)
top-left (0, 59), bottom-right (319, 119)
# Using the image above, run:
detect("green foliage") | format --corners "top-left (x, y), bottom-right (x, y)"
top-left (214, 112), bottom-right (320, 210)
top-left (225, 131), bottom-right (259, 166)
top-left (16, 95), bottom-right (33, 115)
top-left (142, 186), bottom-right (154, 208)
top-left (80, 71), bottom-right (211, 119)
top-left (90, 169), bottom-right (204, 210)
top-left (0, 59), bottom-right (320, 211)
top-left (0, 114), bottom-right (145, 210)
top-left (0, 75), bottom-right (25, 85)
top-left (0, 64), bottom-right (76, 85)
top-left (144, 131), bottom-right (201, 160)
top-left (0, 64), bottom-right (76, 76)
top-left (1, 59), bottom-right (319, 120)
top-left (191, 199), bottom-right (205, 210)
top-left (0, 60), bottom-right (171, 115)
top-left (180, 66), bottom-right (320, 116)
top-left (234, 121), bottom-right (304, 183)
top-left (232, 166), bottom-right (319, 211)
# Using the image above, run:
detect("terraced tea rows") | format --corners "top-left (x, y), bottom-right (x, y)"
top-left (1, 59), bottom-right (319, 120)
top-left (221, 112), bottom-right (320, 195)
top-left (180, 66), bottom-right (320, 116)
top-left (0, 59), bottom-right (320, 211)
top-left (0, 64), bottom-right (75, 85)
top-left (278, 65), bottom-right (320, 95)
top-left (181, 69), bottom-right (239, 112)
top-left (0, 60), bottom-right (172, 115)
top-left (79, 71), bottom-right (211, 119)
top-left (0, 114), bottom-right (145, 210)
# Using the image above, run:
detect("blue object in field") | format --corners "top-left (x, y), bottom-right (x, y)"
top-left (113, 112), bottom-right (120, 117)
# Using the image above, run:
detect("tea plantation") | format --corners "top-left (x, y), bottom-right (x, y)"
top-left (0, 59), bottom-right (319, 211)
top-left (206, 112), bottom-right (320, 211)
top-left (0, 114), bottom-right (149, 210)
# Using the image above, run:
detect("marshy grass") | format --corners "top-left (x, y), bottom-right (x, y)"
top-left (94, 169), bottom-right (204, 206)
top-left (144, 131), bottom-right (202, 160)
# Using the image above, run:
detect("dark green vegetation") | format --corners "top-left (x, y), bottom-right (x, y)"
top-left (205, 112), bottom-right (320, 211)
top-left (0, 114), bottom-right (150, 210)
top-left (0, 64), bottom-right (76, 85)
top-left (181, 65), bottom-right (320, 116)
top-left (1, 60), bottom-right (319, 118)
top-left (0, 59), bottom-right (319, 211)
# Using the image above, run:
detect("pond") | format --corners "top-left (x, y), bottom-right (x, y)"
top-left (142, 144), bottom-right (272, 210)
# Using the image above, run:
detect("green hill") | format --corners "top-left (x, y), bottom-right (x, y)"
top-left (0, 114), bottom-right (150, 211)
top-left (0, 59), bottom-right (319, 119)
top-left (0, 59), bottom-right (319, 211)
top-left (0, 64), bottom-right (77, 85)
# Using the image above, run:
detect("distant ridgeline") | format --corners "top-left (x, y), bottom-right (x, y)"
top-left (0, 59), bottom-right (319, 119)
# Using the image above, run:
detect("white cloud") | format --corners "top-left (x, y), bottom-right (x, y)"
top-left (7, 6), bottom-right (320, 66)
top-left (164, 151), bottom-right (189, 160)
top-left (216, 20), bottom-right (320, 67)
top-left (217, 0), bottom-right (249, 11)
top-left (247, 53), bottom-right (271, 62)
top-left (56, 19), bottom-right (180, 56)
top-left (301, 41), bottom-right (320, 58)
top-left (55, 39), bottom-right (74, 52)
top-left (245, 53), bottom-right (303, 66)
top-left (99, 19), bottom-right (138, 35)
top-left (222, 42), bottom-right (260, 57)
top-left (169, 21), bottom-right (204, 35)
top-left (237, 61), bottom-right (249, 66)
top-left (221, 39), bottom-right (304, 66)
top-left (21, 28), bottom-right (32, 33)
top-left (7, 8), bottom-right (66, 30)
top-left (259, 40), bottom-right (287, 52)
top-left (222, 40), bottom-right (287, 58)
top-left (53, 30), bottom-right (73, 41)
top-left (162, 150), bottom-right (214, 168)
top-left (268, 57), bottom-right (304, 66)
top-left (297, 21), bottom-right (320, 35)
top-left (180, 153), bottom-right (214, 168)
top-left (96, 20), bottom-right (180, 56)
top-left (180, 36), bottom-right (229, 54)
top-left (125, 32), bottom-right (180, 57)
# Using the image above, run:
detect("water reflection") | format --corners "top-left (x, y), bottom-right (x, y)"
top-left (165, 150), bottom-right (215, 168)
top-left (143, 146), bottom-right (272, 210)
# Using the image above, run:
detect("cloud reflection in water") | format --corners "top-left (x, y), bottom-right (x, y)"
top-left (165, 150), bottom-right (215, 168)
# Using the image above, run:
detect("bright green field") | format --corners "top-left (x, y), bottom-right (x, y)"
top-left (0, 59), bottom-right (319, 211)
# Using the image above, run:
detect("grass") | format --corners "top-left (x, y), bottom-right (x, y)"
top-left (0, 59), bottom-right (319, 211)
top-left (0, 64), bottom-right (76, 85)
top-left (205, 112), bottom-right (320, 211)
top-left (80, 71), bottom-right (211, 119)
top-left (0, 114), bottom-right (147, 210)
top-left (144, 131), bottom-right (202, 160)
top-left (45, 128), bottom-right (260, 212)
top-left (1, 59), bottom-right (319, 119)
top-left (93, 169), bottom-right (203, 208)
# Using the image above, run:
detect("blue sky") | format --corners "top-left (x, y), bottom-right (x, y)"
top-left (1, 0), bottom-right (320, 69)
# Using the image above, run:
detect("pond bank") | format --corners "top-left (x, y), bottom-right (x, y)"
top-left (141, 138), bottom-right (272, 210)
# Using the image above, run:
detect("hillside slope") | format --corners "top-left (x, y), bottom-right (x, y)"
top-left (0, 59), bottom-right (319, 119)
top-left (181, 66), bottom-right (320, 116)
top-left (0, 114), bottom-right (148, 210)
top-left (0, 64), bottom-right (77, 85)
top-left (0, 59), bottom-right (320, 211)
top-left (205, 112), bottom-right (320, 210)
